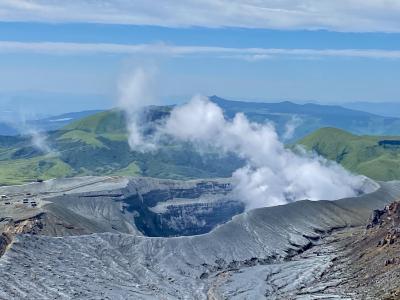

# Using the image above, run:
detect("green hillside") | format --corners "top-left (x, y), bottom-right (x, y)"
top-left (3, 101), bottom-right (400, 185)
top-left (64, 109), bottom-right (126, 134)
top-left (299, 127), bottom-right (400, 181)
top-left (0, 155), bottom-right (73, 186)
top-left (0, 107), bottom-right (242, 185)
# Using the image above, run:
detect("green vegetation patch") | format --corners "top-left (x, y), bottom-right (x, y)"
top-left (64, 110), bottom-right (126, 134)
top-left (0, 156), bottom-right (73, 186)
top-left (58, 130), bottom-right (107, 148)
top-left (299, 127), bottom-right (400, 181)
top-left (111, 162), bottom-right (141, 176)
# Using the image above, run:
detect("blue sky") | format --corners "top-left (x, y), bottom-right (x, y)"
top-left (0, 1), bottom-right (400, 114)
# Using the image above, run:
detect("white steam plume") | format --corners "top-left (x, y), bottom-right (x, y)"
top-left (282, 115), bottom-right (302, 141)
top-left (163, 95), bottom-right (370, 210)
top-left (117, 67), bottom-right (157, 152)
top-left (28, 128), bottom-right (52, 154)
top-left (7, 113), bottom-right (54, 155)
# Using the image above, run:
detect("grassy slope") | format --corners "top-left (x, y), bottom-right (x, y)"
top-left (0, 108), bottom-right (242, 185)
top-left (299, 127), bottom-right (400, 181)
top-left (58, 130), bottom-right (107, 148)
top-left (64, 109), bottom-right (126, 134)
top-left (0, 155), bottom-right (73, 186)
top-left (111, 162), bottom-right (141, 176)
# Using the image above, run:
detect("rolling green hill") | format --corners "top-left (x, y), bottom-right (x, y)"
top-left (0, 107), bottom-right (242, 185)
top-left (64, 109), bottom-right (126, 134)
top-left (298, 127), bottom-right (400, 181)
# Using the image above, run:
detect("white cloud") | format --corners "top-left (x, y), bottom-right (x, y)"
top-left (0, 0), bottom-right (400, 32)
top-left (1, 41), bottom-right (400, 60)
top-left (162, 96), bottom-right (373, 209)
top-left (162, 95), bottom-right (226, 142)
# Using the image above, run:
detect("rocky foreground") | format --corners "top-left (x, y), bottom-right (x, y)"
top-left (0, 177), bottom-right (399, 299)
top-left (321, 201), bottom-right (400, 299)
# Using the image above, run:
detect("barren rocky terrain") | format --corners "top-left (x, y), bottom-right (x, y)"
top-left (0, 176), bottom-right (399, 299)
top-left (319, 201), bottom-right (400, 299)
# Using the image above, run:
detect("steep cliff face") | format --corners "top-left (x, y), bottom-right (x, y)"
top-left (120, 179), bottom-right (243, 236)
top-left (148, 199), bottom-right (244, 236)
top-left (0, 176), bottom-right (243, 239)
top-left (50, 179), bottom-right (243, 237)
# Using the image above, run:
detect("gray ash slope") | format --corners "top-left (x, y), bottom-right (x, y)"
top-left (0, 177), bottom-right (399, 299)
top-left (0, 176), bottom-right (241, 238)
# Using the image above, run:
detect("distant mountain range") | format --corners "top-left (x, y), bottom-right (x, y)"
top-left (1, 96), bottom-right (400, 185)
top-left (2, 96), bottom-right (400, 141)
top-left (210, 96), bottom-right (400, 141)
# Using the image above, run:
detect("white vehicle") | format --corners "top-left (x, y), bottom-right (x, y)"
top-left (1, 195), bottom-right (7, 199)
